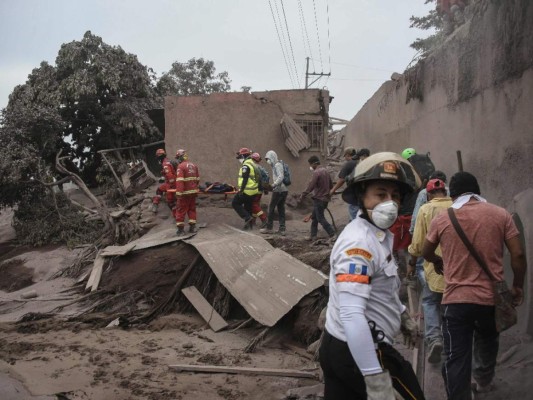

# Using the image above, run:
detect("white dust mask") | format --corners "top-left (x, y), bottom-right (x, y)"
top-left (239, 158), bottom-right (244, 164)
top-left (309, 166), bottom-right (314, 171)
top-left (267, 159), bottom-right (273, 166)
top-left (368, 200), bottom-right (398, 229)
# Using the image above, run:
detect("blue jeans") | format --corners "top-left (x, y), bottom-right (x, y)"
top-left (422, 282), bottom-right (443, 345)
top-left (442, 303), bottom-right (499, 400)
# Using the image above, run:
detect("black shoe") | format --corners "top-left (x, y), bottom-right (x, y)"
top-left (176, 227), bottom-right (185, 236)
top-left (188, 224), bottom-right (197, 233)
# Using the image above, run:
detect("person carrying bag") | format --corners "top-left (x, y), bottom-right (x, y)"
top-left (447, 208), bottom-right (517, 332)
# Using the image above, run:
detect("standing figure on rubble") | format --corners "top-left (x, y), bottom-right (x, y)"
top-left (232, 147), bottom-right (260, 230)
top-left (250, 152), bottom-right (269, 229)
top-left (260, 150), bottom-right (289, 236)
top-left (299, 155), bottom-right (336, 241)
top-left (174, 149), bottom-right (200, 236)
top-left (319, 152), bottom-right (425, 400)
top-left (151, 148), bottom-right (177, 215)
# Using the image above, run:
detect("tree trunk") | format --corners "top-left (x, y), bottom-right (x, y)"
top-left (55, 150), bottom-right (114, 232)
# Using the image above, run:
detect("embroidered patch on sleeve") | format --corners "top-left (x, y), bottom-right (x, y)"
top-left (345, 248), bottom-right (373, 260)
top-left (348, 263), bottom-right (368, 275)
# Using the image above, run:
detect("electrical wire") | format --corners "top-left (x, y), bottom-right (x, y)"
top-left (311, 58), bottom-right (395, 73)
top-left (297, 0), bottom-right (315, 71)
top-left (312, 0), bottom-right (324, 71)
top-left (280, 0), bottom-right (300, 86)
top-left (268, 0), bottom-right (296, 88)
top-left (325, 0), bottom-right (332, 83)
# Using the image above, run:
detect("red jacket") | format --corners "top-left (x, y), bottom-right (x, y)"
top-left (161, 158), bottom-right (176, 185)
top-left (175, 160), bottom-right (200, 195)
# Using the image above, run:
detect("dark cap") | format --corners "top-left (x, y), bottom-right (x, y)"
top-left (358, 148), bottom-right (370, 158)
top-left (308, 155), bottom-right (320, 165)
top-left (449, 171), bottom-right (480, 198)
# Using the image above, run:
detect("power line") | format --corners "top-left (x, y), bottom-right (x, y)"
top-left (273, 0), bottom-right (297, 87)
top-left (311, 58), bottom-right (395, 73)
top-left (325, 0), bottom-right (331, 73)
top-left (268, 0), bottom-right (296, 88)
top-left (329, 78), bottom-right (385, 81)
top-left (297, 0), bottom-right (315, 71)
top-left (312, 0), bottom-right (324, 71)
top-left (280, 0), bottom-right (300, 86)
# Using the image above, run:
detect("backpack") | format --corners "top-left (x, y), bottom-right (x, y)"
top-left (258, 165), bottom-right (270, 190)
top-left (409, 153), bottom-right (435, 181)
top-left (250, 163), bottom-right (269, 191)
top-left (281, 161), bottom-right (291, 186)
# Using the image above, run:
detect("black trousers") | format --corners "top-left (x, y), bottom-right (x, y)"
top-left (441, 303), bottom-right (499, 400)
top-left (319, 330), bottom-right (425, 400)
top-left (266, 191), bottom-right (288, 230)
top-left (311, 199), bottom-right (335, 237)
top-left (232, 192), bottom-right (253, 221)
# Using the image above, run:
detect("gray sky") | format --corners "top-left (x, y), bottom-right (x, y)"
top-left (0, 0), bottom-right (433, 120)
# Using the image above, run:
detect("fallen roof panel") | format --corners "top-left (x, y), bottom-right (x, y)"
top-left (185, 224), bottom-right (327, 327)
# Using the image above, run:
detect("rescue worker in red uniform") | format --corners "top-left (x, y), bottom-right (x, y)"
top-left (250, 152), bottom-right (269, 229)
top-left (152, 148), bottom-right (177, 215)
top-left (174, 149), bottom-right (200, 236)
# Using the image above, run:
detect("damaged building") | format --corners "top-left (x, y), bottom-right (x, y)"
top-left (151, 89), bottom-right (331, 192)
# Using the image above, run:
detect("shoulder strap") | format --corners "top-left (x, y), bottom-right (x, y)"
top-left (447, 208), bottom-right (496, 281)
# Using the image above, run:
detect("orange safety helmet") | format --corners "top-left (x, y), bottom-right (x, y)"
top-left (251, 152), bottom-right (262, 162)
top-left (236, 147), bottom-right (252, 158)
top-left (155, 148), bottom-right (166, 157)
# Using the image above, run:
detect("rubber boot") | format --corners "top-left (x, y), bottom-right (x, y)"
top-left (176, 226), bottom-right (185, 236)
top-left (188, 224), bottom-right (197, 233)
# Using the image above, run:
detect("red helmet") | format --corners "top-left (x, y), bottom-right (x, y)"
top-left (426, 178), bottom-right (446, 193)
top-left (251, 152), bottom-right (262, 162)
top-left (155, 148), bottom-right (166, 157)
top-left (236, 147), bottom-right (252, 158)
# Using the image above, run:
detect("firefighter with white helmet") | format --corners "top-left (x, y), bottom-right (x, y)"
top-left (319, 152), bottom-right (425, 400)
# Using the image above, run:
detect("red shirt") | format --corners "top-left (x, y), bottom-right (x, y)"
top-left (426, 200), bottom-right (519, 305)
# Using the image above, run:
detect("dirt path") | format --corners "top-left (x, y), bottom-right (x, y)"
top-left (0, 314), bottom-right (319, 400)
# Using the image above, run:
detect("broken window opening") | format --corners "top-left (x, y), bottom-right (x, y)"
top-left (295, 120), bottom-right (323, 150)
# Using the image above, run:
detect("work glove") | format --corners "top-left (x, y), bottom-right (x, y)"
top-left (400, 310), bottom-right (419, 349)
top-left (364, 370), bottom-right (395, 400)
top-left (158, 177), bottom-right (165, 183)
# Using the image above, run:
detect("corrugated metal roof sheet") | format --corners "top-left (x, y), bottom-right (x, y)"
top-left (281, 114), bottom-right (311, 158)
top-left (185, 224), bottom-right (327, 327)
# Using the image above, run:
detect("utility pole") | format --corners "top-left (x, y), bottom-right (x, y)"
top-left (305, 57), bottom-right (331, 89)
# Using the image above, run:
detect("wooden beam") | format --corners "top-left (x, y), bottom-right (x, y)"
top-left (181, 286), bottom-right (228, 332)
top-left (168, 364), bottom-right (318, 379)
top-left (86, 252), bottom-right (106, 292)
